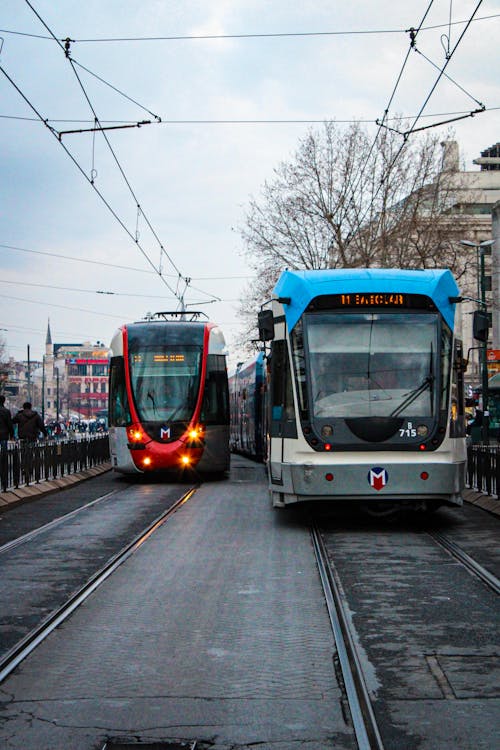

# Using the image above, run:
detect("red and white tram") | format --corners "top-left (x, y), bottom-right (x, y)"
top-left (108, 312), bottom-right (230, 475)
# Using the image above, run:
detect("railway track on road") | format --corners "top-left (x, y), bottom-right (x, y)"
top-left (311, 525), bottom-right (385, 750)
top-left (0, 488), bottom-right (122, 556)
top-left (428, 532), bottom-right (500, 595)
top-left (0, 486), bottom-right (197, 685)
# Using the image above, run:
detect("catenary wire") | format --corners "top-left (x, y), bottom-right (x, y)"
top-left (3, 107), bottom-right (499, 126)
top-left (1, 14), bottom-right (498, 42)
top-left (17, 2), bottom-right (221, 309)
top-left (0, 243), bottom-right (253, 280)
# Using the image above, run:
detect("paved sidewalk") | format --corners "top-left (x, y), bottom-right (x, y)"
top-left (0, 462), bottom-right (112, 511)
top-left (462, 487), bottom-right (500, 518)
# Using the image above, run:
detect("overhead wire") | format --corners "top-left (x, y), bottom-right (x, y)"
top-left (339, 0), bottom-right (437, 242)
top-left (0, 243), bottom-right (253, 280)
top-left (23, 0), bottom-right (183, 297)
top-left (346, 0), bottom-right (487, 240)
top-left (12, 1), bottom-right (221, 309)
top-left (1, 14), bottom-right (498, 42)
top-left (2, 106), bottom-right (500, 127)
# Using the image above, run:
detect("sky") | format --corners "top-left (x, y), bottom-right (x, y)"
top-left (1, 0), bottom-right (499, 371)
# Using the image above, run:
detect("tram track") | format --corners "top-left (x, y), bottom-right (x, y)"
top-left (0, 488), bottom-right (123, 556)
top-left (0, 485), bottom-right (198, 685)
top-left (428, 532), bottom-right (500, 595)
top-left (311, 525), bottom-right (385, 750)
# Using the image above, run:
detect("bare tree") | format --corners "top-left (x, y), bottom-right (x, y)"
top-left (237, 119), bottom-right (472, 348)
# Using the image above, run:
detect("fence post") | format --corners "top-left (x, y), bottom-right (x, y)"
top-left (0, 445), bottom-right (7, 492)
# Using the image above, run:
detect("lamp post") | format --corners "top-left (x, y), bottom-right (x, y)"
top-left (41, 355), bottom-right (45, 422)
top-left (460, 239), bottom-right (495, 443)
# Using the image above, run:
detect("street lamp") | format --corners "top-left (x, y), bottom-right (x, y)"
top-left (460, 238), bottom-right (495, 444)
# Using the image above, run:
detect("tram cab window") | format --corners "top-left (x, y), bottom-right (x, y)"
top-left (109, 356), bottom-right (131, 427)
top-left (269, 339), bottom-right (296, 438)
top-left (201, 354), bottom-right (230, 425)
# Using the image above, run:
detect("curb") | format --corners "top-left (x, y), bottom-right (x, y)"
top-left (0, 463), bottom-right (113, 511)
top-left (461, 488), bottom-right (500, 518)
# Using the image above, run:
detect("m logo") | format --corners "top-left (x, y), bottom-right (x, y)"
top-left (160, 426), bottom-right (171, 440)
top-left (368, 467), bottom-right (388, 491)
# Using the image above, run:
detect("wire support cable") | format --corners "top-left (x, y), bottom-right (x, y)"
top-left (2, 107), bottom-right (500, 127)
top-left (2, 14), bottom-right (499, 42)
top-left (20, 1), bottom-right (219, 310)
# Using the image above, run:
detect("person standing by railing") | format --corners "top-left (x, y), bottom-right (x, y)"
top-left (0, 395), bottom-right (14, 492)
top-left (13, 402), bottom-right (47, 441)
top-left (13, 402), bottom-right (48, 485)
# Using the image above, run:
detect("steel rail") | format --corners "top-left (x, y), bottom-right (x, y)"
top-left (0, 486), bottom-right (198, 684)
top-left (310, 525), bottom-right (385, 750)
top-left (0, 489), bottom-right (122, 556)
top-left (429, 532), bottom-right (500, 595)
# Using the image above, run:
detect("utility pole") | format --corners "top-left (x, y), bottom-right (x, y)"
top-left (480, 245), bottom-right (490, 444)
top-left (41, 355), bottom-right (45, 422)
top-left (27, 344), bottom-right (31, 402)
top-left (461, 238), bottom-right (495, 444)
top-left (56, 367), bottom-right (60, 421)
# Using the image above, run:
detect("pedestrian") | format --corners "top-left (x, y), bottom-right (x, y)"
top-left (0, 394), bottom-right (14, 450)
top-left (13, 402), bottom-right (47, 442)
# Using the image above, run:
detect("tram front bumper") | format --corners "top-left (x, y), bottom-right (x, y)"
top-left (270, 459), bottom-right (465, 507)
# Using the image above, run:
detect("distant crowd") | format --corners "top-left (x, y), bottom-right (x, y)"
top-left (0, 396), bottom-right (107, 447)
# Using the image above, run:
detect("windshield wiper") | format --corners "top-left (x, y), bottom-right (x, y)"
top-left (147, 391), bottom-right (158, 415)
top-left (390, 376), bottom-right (434, 418)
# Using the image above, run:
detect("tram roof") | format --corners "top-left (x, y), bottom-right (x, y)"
top-left (273, 268), bottom-right (459, 331)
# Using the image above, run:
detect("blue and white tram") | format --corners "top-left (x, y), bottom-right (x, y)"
top-left (229, 351), bottom-right (266, 461)
top-left (108, 312), bottom-right (230, 475)
top-left (258, 269), bottom-right (467, 511)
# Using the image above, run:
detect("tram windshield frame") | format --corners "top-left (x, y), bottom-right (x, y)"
top-left (292, 310), bottom-right (451, 426)
top-left (126, 323), bottom-right (205, 424)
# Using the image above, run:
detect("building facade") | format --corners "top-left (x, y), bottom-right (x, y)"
top-left (41, 322), bottom-right (110, 422)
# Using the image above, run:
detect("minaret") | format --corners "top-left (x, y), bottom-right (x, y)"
top-left (45, 319), bottom-right (53, 357)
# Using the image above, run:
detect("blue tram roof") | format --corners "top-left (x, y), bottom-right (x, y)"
top-left (273, 268), bottom-right (459, 332)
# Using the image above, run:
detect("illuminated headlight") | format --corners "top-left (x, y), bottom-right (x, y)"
top-left (181, 455), bottom-right (191, 466)
top-left (143, 457), bottom-right (152, 467)
top-left (417, 424), bottom-right (429, 437)
top-left (127, 424), bottom-right (144, 442)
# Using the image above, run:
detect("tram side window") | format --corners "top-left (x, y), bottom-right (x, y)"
top-left (109, 356), bottom-right (131, 427)
top-left (270, 340), bottom-right (297, 438)
top-left (201, 355), bottom-right (230, 425)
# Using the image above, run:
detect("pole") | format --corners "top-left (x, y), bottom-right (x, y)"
top-left (27, 344), bottom-right (31, 402)
top-left (41, 355), bottom-right (45, 422)
top-left (56, 367), bottom-right (60, 421)
top-left (480, 247), bottom-right (489, 444)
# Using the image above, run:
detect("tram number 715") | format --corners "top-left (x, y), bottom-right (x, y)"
top-left (399, 422), bottom-right (417, 438)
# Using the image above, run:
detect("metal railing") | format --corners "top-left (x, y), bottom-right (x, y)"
top-left (466, 444), bottom-right (500, 498)
top-left (0, 435), bottom-right (110, 493)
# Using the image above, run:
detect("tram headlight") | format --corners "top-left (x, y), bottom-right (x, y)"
top-left (127, 424), bottom-right (144, 442)
top-left (143, 457), bottom-right (152, 467)
top-left (181, 454), bottom-right (191, 466)
top-left (187, 424), bottom-right (204, 442)
top-left (321, 424), bottom-right (333, 437)
top-left (417, 424), bottom-right (429, 438)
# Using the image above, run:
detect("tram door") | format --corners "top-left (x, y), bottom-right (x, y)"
top-left (268, 340), bottom-right (297, 483)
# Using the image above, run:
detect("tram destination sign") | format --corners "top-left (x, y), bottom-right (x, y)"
top-left (339, 292), bottom-right (405, 307)
top-left (307, 292), bottom-right (437, 312)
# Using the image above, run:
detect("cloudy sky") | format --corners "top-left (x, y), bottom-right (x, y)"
top-left (1, 0), bottom-right (499, 370)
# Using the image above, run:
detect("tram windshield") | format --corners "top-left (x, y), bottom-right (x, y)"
top-left (128, 347), bottom-right (202, 423)
top-left (300, 312), bottom-right (444, 419)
